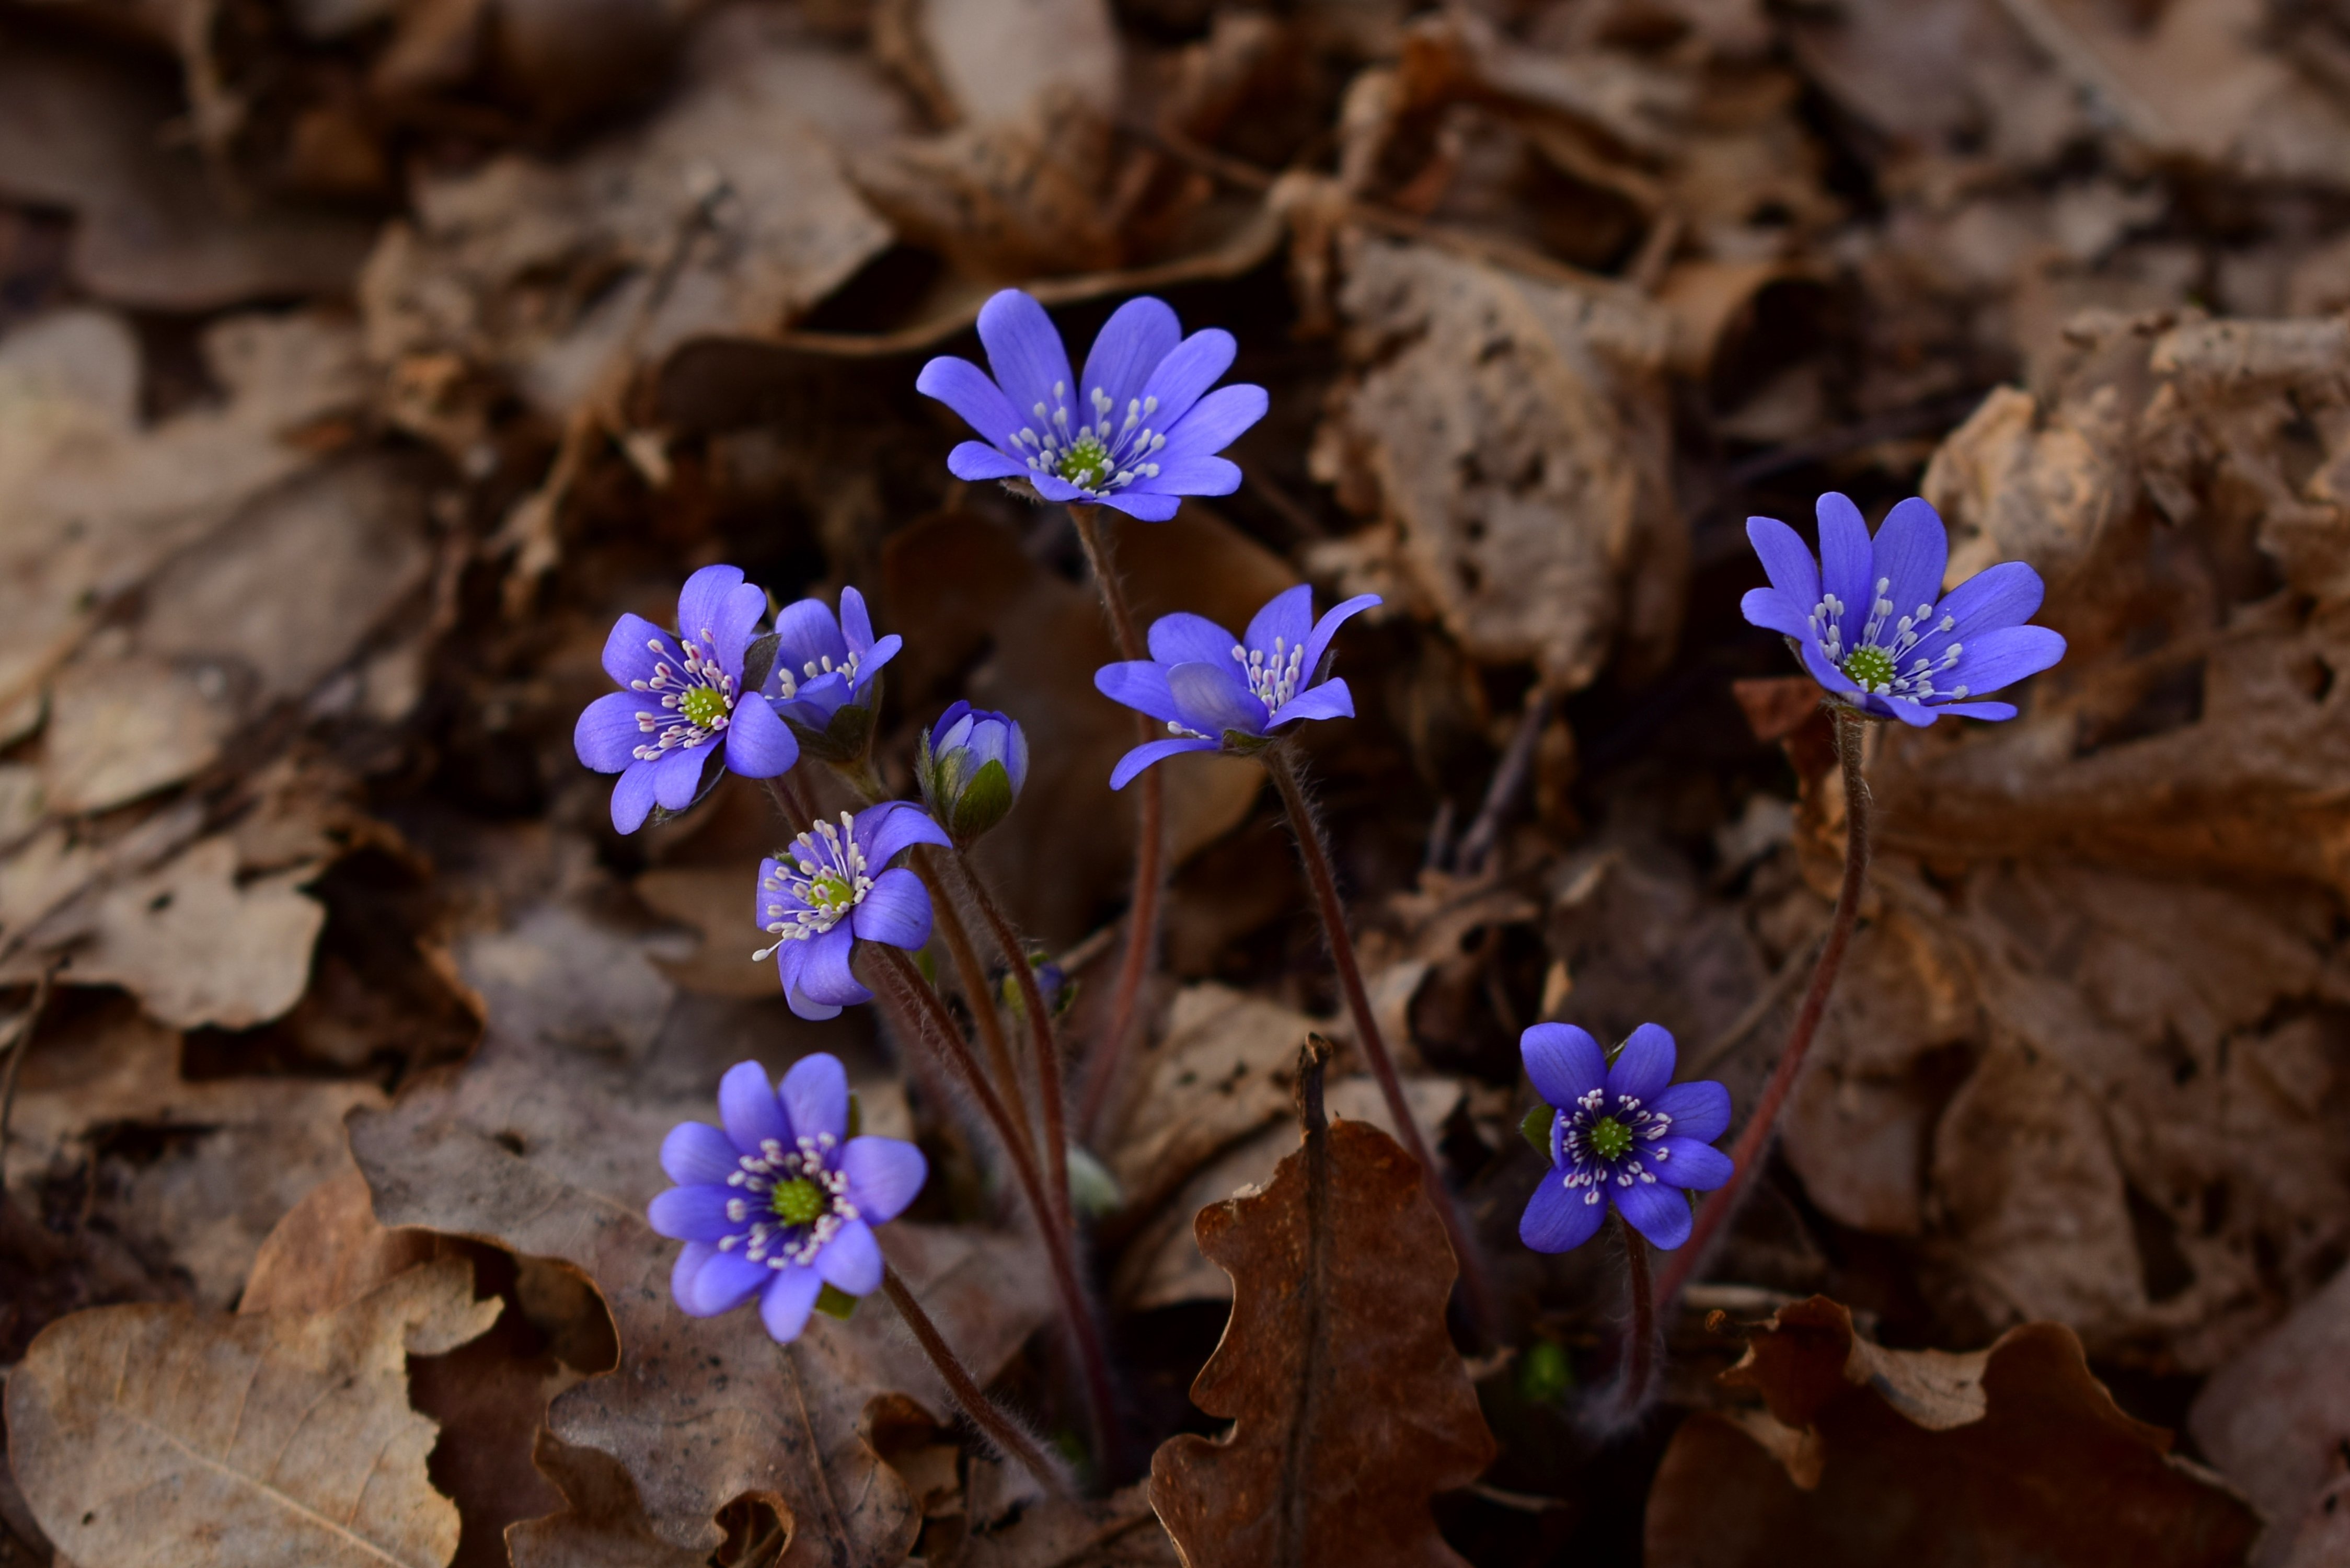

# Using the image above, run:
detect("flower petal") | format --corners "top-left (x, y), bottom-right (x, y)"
top-left (719, 1060), bottom-right (791, 1155)
top-left (602, 613), bottom-right (678, 687)
top-left (610, 760), bottom-right (661, 834)
top-left (1928, 698), bottom-right (2019, 721)
top-left (1301, 593), bottom-right (1381, 678)
top-left (839, 587), bottom-right (878, 653)
top-left (575, 691), bottom-right (647, 773)
top-left (681, 1247), bottom-right (770, 1316)
top-left (649, 1183), bottom-right (738, 1242)
top-left (1153, 381), bottom-right (1266, 462)
top-left (1740, 586), bottom-right (1813, 641)
top-left (773, 597), bottom-right (849, 674)
top-left (671, 1241), bottom-right (718, 1313)
top-left (661, 1121), bottom-right (739, 1186)
top-left (1746, 515), bottom-right (1821, 608)
top-left (1268, 679), bottom-right (1354, 728)
top-left (856, 800), bottom-right (952, 867)
top-left (1910, 561), bottom-right (2045, 666)
top-left (1096, 660), bottom-right (1184, 723)
top-left (1079, 295), bottom-right (1183, 415)
top-left (1651, 1137), bottom-right (1733, 1192)
top-left (1651, 1079), bottom-right (1731, 1144)
top-left (1136, 328), bottom-right (1237, 431)
top-left (1520, 1172), bottom-right (1606, 1253)
top-left (1147, 610), bottom-right (1241, 669)
top-left (724, 696), bottom-right (799, 777)
top-left (1098, 489), bottom-right (1183, 521)
top-left (1110, 736), bottom-right (1217, 788)
top-left (841, 1135), bottom-right (928, 1225)
top-left (1243, 585), bottom-right (1314, 664)
top-left (917, 354), bottom-right (1024, 450)
top-left (1798, 636), bottom-right (1861, 696)
top-left (759, 1263), bottom-right (825, 1343)
top-left (949, 441), bottom-right (1029, 481)
top-left (1135, 455), bottom-right (1239, 498)
top-left (781, 1052), bottom-right (850, 1146)
top-left (652, 744), bottom-right (706, 811)
top-left (796, 925), bottom-right (870, 1009)
top-left (1607, 1023), bottom-right (1677, 1104)
top-left (851, 867), bottom-right (931, 951)
top-left (1614, 1179), bottom-right (1692, 1249)
top-left (1869, 498), bottom-right (1948, 632)
top-left (677, 566), bottom-right (763, 674)
top-left (1882, 695), bottom-right (1938, 727)
top-left (815, 1217), bottom-right (883, 1295)
top-left (977, 289), bottom-right (1076, 434)
top-left (1816, 492), bottom-right (1873, 653)
top-left (1946, 624), bottom-right (2066, 697)
top-left (1167, 660), bottom-right (1265, 737)
top-left (1522, 1023), bottom-right (1606, 1109)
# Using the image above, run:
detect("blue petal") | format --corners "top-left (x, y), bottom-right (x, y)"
top-left (1136, 328), bottom-right (1237, 431)
top-left (1946, 624), bottom-right (2066, 697)
top-left (1098, 489), bottom-right (1183, 521)
top-left (649, 1183), bottom-right (738, 1242)
top-left (977, 289), bottom-right (1075, 436)
top-left (1746, 516), bottom-right (1821, 608)
top-left (1268, 679), bottom-right (1354, 728)
top-left (782, 957), bottom-right (843, 1020)
top-left (1910, 561), bottom-right (2045, 666)
top-left (1521, 1023), bottom-right (1606, 1109)
top-left (851, 867), bottom-right (931, 951)
top-left (839, 587), bottom-right (878, 654)
top-left (610, 760), bottom-right (661, 834)
top-left (724, 697), bottom-right (799, 777)
top-left (1030, 470), bottom-right (1089, 504)
top-left (1153, 382), bottom-right (1266, 462)
top-left (602, 613), bottom-right (678, 687)
top-left (1614, 1178), bottom-right (1692, 1249)
top-left (1607, 1023), bottom-right (1677, 1104)
top-left (796, 924), bottom-right (869, 1008)
top-left (1243, 585), bottom-right (1314, 664)
top-left (1168, 660), bottom-right (1265, 737)
top-left (1652, 1079), bottom-right (1730, 1144)
top-left (681, 1247), bottom-right (770, 1317)
top-left (1882, 695), bottom-right (1937, 727)
top-left (1816, 492), bottom-right (1873, 653)
top-left (677, 566), bottom-right (763, 675)
top-left (856, 800), bottom-right (952, 867)
top-left (670, 1241), bottom-right (718, 1314)
top-left (652, 744), bottom-right (705, 811)
top-left (661, 1121), bottom-right (739, 1186)
top-left (842, 1136), bottom-right (927, 1225)
top-left (917, 355), bottom-right (1024, 451)
top-left (759, 1263), bottom-right (825, 1343)
top-left (719, 1060), bottom-right (791, 1155)
top-left (1652, 1137), bottom-right (1733, 1192)
top-left (1079, 296), bottom-right (1183, 416)
top-left (1868, 498), bottom-right (1948, 634)
top-left (1928, 699), bottom-right (2019, 721)
top-left (1740, 586), bottom-right (1813, 641)
top-left (1798, 637), bottom-right (1861, 696)
top-left (1096, 660), bottom-right (1184, 723)
top-left (816, 1217), bottom-right (883, 1294)
top-left (1301, 593), bottom-right (1381, 678)
top-left (575, 691), bottom-right (646, 773)
top-left (1110, 736), bottom-right (1217, 789)
top-left (1136, 455), bottom-right (1240, 498)
top-left (773, 598), bottom-right (848, 674)
top-left (1520, 1171), bottom-right (1606, 1252)
top-left (856, 630), bottom-right (902, 685)
top-left (949, 441), bottom-right (1029, 481)
top-left (781, 1052), bottom-right (850, 1147)
top-left (1148, 610), bottom-right (1240, 668)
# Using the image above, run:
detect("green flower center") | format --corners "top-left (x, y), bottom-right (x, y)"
top-left (1588, 1116), bottom-right (1633, 1161)
top-left (769, 1178), bottom-right (826, 1225)
top-left (1842, 645), bottom-right (1896, 691)
top-left (1056, 433), bottom-right (1112, 489)
top-left (679, 686), bottom-right (730, 728)
top-left (807, 870), bottom-right (857, 914)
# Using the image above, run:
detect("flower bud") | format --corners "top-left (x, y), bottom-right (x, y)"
top-left (917, 701), bottom-right (1029, 843)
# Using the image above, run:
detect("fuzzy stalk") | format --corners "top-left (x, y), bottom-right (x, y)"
top-left (1655, 704), bottom-right (1872, 1308)
top-left (1616, 1213), bottom-right (1657, 1415)
top-left (880, 1265), bottom-right (1069, 1496)
top-left (872, 946), bottom-right (1121, 1472)
top-left (915, 848), bottom-right (1030, 1146)
top-left (954, 848), bottom-right (1072, 1228)
top-left (1067, 503), bottom-right (1165, 1138)
top-left (1264, 744), bottom-right (1499, 1340)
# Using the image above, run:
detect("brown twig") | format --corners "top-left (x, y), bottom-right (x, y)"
top-left (1656, 706), bottom-right (1871, 1308)
top-left (0, 965), bottom-right (61, 1169)
top-left (1454, 683), bottom-right (1554, 877)
top-left (954, 849), bottom-right (1072, 1228)
top-left (880, 1265), bottom-right (1070, 1497)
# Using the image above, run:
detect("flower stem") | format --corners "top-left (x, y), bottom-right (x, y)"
top-left (1616, 1213), bottom-right (1656, 1416)
top-left (1263, 745), bottom-right (1499, 1341)
top-left (914, 847), bottom-right (1030, 1149)
top-left (880, 1264), bottom-right (1069, 1497)
top-left (1067, 503), bottom-right (1165, 1139)
top-left (762, 774), bottom-right (813, 835)
top-left (871, 945), bottom-right (1122, 1474)
top-left (953, 848), bottom-right (1072, 1228)
top-left (1655, 704), bottom-right (1872, 1309)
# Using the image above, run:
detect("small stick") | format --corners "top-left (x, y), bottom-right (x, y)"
top-left (1656, 707), bottom-right (1872, 1308)
top-left (881, 1264), bottom-right (1069, 1497)
top-left (954, 848), bottom-right (1072, 1228)
top-left (1454, 683), bottom-right (1554, 877)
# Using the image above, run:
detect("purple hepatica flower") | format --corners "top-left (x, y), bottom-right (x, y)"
top-left (916, 701), bottom-right (1029, 843)
top-left (652, 1054), bottom-right (927, 1344)
top-left (765, 586), bottom-right (902, 760)
top-left (1742, 493), bottom-right (2066, 726)
top-left (1519, 1022), bottom-right (1732, 1253)
top-left (916, 290), bottom-right (1269, 521)
top-left (574, 564), bottom-right (799, 834)
top-left (756, 802), bottom-right (950, 1021)
top-left (1093, 584), bottom-right (1381, 789)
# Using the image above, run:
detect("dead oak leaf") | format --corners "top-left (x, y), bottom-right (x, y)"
top-left (4, 1256), bottom-right (499, 1568)
top-left (1645, 1296), bottom-right (2260, 1567)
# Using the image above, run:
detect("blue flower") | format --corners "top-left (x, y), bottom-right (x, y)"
top-left (916, 701), bottom-right (1029, 843)
top-left (1093, 584), bottom-right (1381, 788)
top-left (1519, 1023), bottom-right (1733, 1253)
top-left (756, 802), bottom-right (950, 1021)
top-left (574, 564), bottom-right (799, 834)
top-left (765, 586), bottom-right (902, 763)
top-left (650, 1054), bottom-right (927, 1344)
top-left (1741, 493), bottom-right (2066, 725)
top-left (916, 290), bottom-right (1269, 521)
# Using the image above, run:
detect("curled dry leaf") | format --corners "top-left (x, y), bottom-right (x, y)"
top-left (1645, 1297), bottom-right (2259, 1567)
top-left (2190, 1261), bottom-right (2350, 1565)
top-left (5, 1256), bottom-right (500, 1568)
top-left (1148, 1047), bottom-right (1494, 1566)
top-left (950, 1482), bottom-right (1178, 1568)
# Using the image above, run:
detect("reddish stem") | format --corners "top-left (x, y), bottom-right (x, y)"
top-left (1617, 1213), bottom-right (1656, 1415)
top-left (880, 1265), bottom-right (1068, 1496)
top-left (954, 849), bottom-right (1072, 1228)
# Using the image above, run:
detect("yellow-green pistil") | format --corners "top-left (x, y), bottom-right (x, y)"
top-left (1842, 645), bottom-right (1897, 692)
top-left (1056, 432), bottom-right (1112, 489)
top-left (769, 1178), bottom-right (826, 1226)
top-left (1587, 1116), bottom-right (1633, 1161)
top-left (678, 685), bottom-right (730, 728)
top-left (805, 869), bottom-right (857, 914)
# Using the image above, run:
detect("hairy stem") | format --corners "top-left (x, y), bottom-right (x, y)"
top-left (872, 946), bottom-right (1121, 1473)
top-left (914, 848), bottom-right (1030, 1147)
top-left (1617, 1213), bottom-right (1656, 1415)
top-left (1264, 745), bottom-right (1499, 1341)
top-left (1656, 705), bottom-right (1872, 1308)
top-left (1068, 504), bottom-right (1165, 1139)
top-left (880, 1265), bottom-right (1069, 1496)
top-left (761, 774), bottom-right (812, 836)
top-left (954, 849), bottom-right (1072, 1228)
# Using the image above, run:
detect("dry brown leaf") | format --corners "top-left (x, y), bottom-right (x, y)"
top-left (1644, 1297), bottom-right (2259, 1566)
top-left (1308, 237), bottom-right (1685, 690)
top-left (950, 1482), bottom-right (1178, 1567)
top-left (504, 1430), bottom-right (708, 1568)
top-left (5, 1256), bottom-right (499, 1568)
top-left (1148, 1055), bottom-right (1494, 1565)
top-left (2190, 1261), bottom-right (2350, 1566)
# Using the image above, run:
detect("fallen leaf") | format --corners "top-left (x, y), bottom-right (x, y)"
top-left (1644, 1296), bottom-right (2260, 1566)
top-left (68, 836), bottom-right (328, 1031)
top-left (1148, 1050), bottom-right (1495, 1565)
top-left (951, 1482), bottom-right (1178, 1567)
top-left (504, 1430), bottom-right (708, 1568)
top-left (5, 1255), bottom-right (500, 1568)
top-left (2190, 1261), bottom-right (2350, 1566)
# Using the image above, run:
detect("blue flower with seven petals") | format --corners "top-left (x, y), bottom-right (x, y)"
top-left (574, 564), bottom-right (799, 834)
top-left (765, 586), bottom-right (902, 760)
top-left (756, 802), bottom-right (951, 1021)
top-left (651, 1054), bottom-right (927, 1344)
top-left (1093, 585), bottom-right (1382, 788)
top-left (1741, 493), bottom-right (2065, 725)
top-left (1519, 1023), bottom-right (1733, 1253)
top-left (916, 290), bottom-right (1269, 521)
